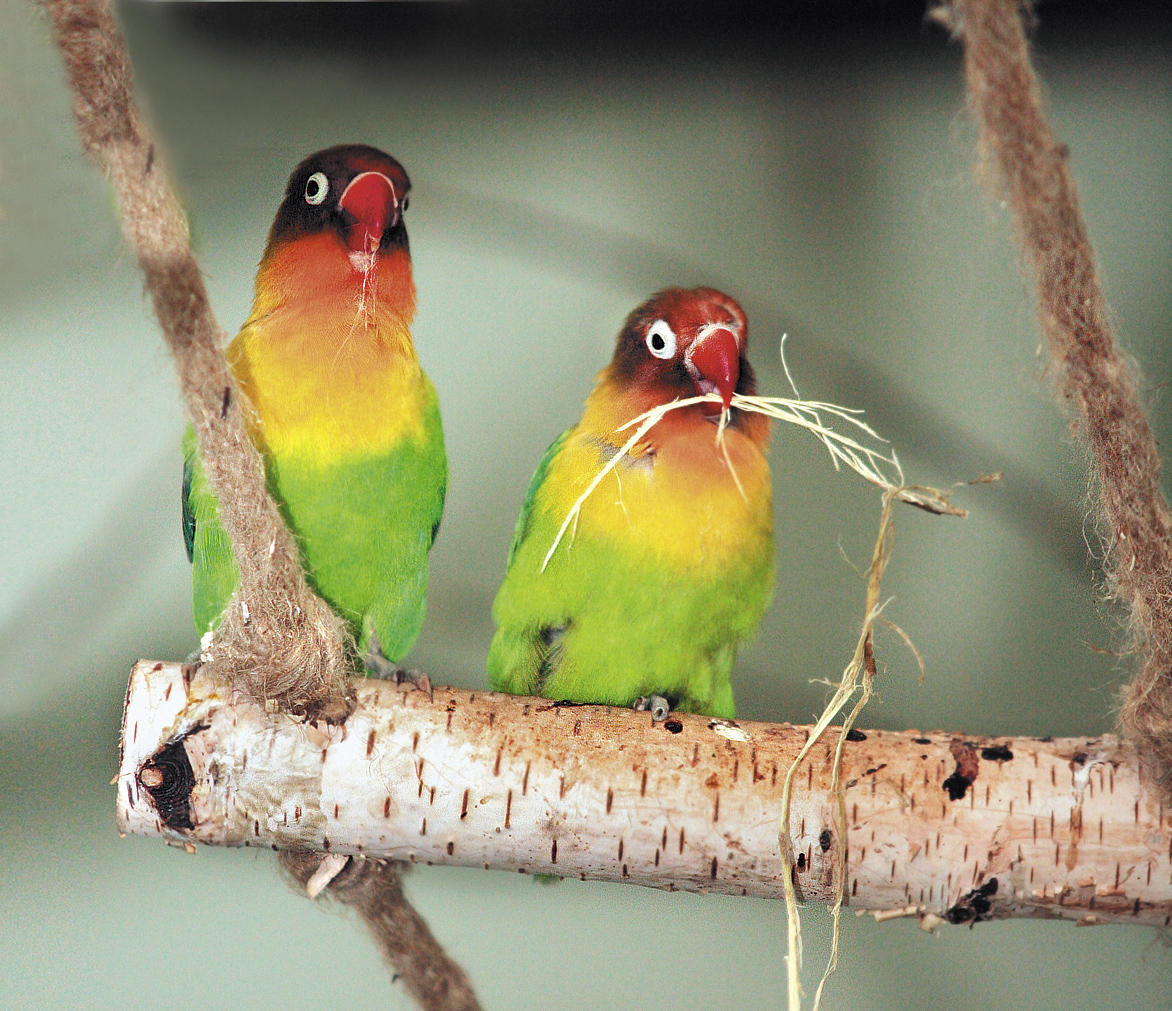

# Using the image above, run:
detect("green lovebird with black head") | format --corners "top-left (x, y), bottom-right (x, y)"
top-left (183, 145), bottom-right (446, 673)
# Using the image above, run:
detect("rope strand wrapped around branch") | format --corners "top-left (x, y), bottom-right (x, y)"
top-left (942, 0), bottom-right (1172, 793)
top-left (282, 854), bottom-right (481, 1011)
top-left (41, 3), bottom-right (481, 1006)
top-left (41, 0), bottom-right (353, 717)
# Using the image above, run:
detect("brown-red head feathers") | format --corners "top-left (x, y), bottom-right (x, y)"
top-left (611, 286), bottom-right (759, 418)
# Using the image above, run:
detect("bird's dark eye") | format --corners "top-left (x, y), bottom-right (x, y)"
top-left (401, 196), bottom-right (409, 213)
top-left (304, 172), bottom-right (329, 206)
top-left (645, 319), bottom-right (677, 359)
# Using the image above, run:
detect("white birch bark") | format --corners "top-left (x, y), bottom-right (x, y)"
top-left (118, 661), bottom-right (1172, 927)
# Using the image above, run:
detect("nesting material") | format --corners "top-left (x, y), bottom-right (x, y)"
top-left (782, 489), bottom-right (896, 1011)
top-left (542, 386), bottom-right (964, 573)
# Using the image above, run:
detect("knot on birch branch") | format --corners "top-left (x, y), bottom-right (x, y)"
top-left (42, 0), bottom-right (355, 717)
top-left (941, 0), bottom-right (1172, 794)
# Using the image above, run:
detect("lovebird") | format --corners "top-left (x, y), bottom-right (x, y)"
top-left (183, 145), bottom-right (446, 676)
top-left (487, 287), bottom-right (774, 719)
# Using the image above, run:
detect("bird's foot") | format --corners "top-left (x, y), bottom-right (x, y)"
top-left (365, 634), bottom-right (433, 701)
top-left (634, 695), bottom-right (671, 722)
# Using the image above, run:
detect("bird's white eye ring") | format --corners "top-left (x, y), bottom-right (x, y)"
top-left (304, 172), bottom-right (329, 205)
top-left (645, 319), bottom-right (677, 359)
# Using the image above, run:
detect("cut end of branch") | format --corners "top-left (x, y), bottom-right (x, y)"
top-left (954, 0), bottom-right (1172, 795)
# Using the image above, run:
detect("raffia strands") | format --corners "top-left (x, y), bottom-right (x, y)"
top-left (282, 855), bottom-right (483, 1011)
top-left (542, 390), bottom-right (964, 574)
top-left (943, 0), bottom-right (1172, 793)
top-left (40, 0), bottom-right (355, 717)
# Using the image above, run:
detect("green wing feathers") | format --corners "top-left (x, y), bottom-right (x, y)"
top-left (183, 426), bottom-right (241, 638)
top-left (182, 383), bottom-right (447, 662)
top-left (489, 431), bottom-right (572, 697)
top-left (506, 429), bottom-right (570, 572)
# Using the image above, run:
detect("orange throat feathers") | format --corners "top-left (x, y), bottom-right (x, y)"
top-left (585, 365), bottom-right (772, 460)
top-left (228, 234), bottom-right (426, 462)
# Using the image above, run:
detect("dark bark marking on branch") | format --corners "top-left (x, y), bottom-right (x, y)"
top-left (944, 739), bottom-right (981, 801)
top-left (946, 878), bottom-right (999, 926)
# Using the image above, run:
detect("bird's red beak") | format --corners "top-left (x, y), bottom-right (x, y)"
top-left (687, 327), bottom-right (740, 414)
top-left (338, 171), bottom-right (399, 254)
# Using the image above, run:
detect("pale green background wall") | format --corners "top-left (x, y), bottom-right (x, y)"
top-left (2, 2), bottom-right (1170, 1009)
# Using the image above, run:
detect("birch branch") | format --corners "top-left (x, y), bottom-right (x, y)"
top-left (119, 662), bottom-right (1172, 928)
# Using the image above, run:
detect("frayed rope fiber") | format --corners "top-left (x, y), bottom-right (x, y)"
top-left (41, 0), bottom-right (354, 718)
top-left (942, 0), bottom-right (1172, 792)
top-left (42, 3), bottom-right (482, 1005)
top-left (282, 855), bottom-right (482, 1011)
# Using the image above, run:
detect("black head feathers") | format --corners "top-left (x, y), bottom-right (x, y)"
top-left (266, 144), bottom-right (412, 256)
